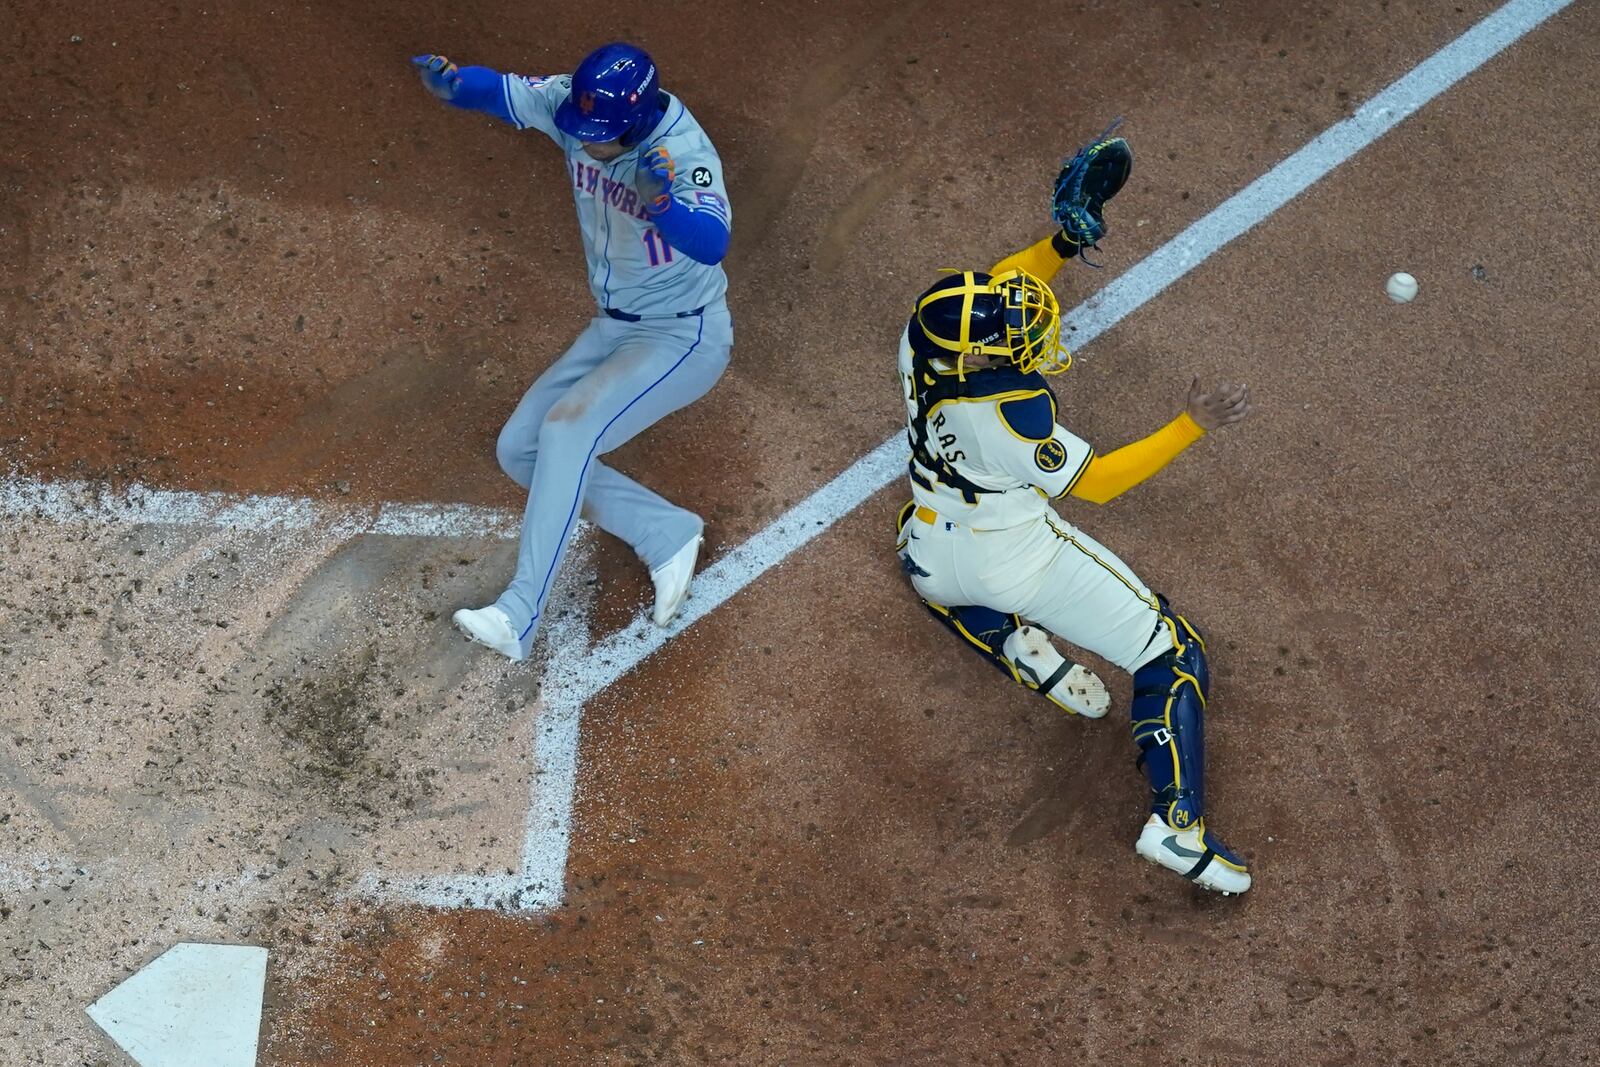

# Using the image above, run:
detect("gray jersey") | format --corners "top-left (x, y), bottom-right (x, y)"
top-left (503, 73), bottom-right (731, 317)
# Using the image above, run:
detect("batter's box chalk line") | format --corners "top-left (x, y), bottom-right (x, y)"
top-left (2, 0), bottom-right (1577, 915)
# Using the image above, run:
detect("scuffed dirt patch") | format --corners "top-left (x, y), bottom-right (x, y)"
top-left (261, 649), bottom-right (439, 817)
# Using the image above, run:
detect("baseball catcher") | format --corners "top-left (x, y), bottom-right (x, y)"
top-left (894, 124), bottom-right (1256, 894)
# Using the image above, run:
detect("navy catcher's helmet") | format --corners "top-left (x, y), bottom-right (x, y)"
top-left (554, 42), bottom-right (661, 145)
top-left (912, 269), bottom-right (1070, 377)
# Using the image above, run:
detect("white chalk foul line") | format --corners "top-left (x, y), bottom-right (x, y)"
top-left (0, 473), bottom-right (523, 540)
top-left (8, 0), bottom-right (1573, 913)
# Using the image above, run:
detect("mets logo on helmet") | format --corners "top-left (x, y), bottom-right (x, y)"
top-left (1034, 439), bottom-right (1067, 472)
top-left (578, 91), bottom-right (597, 114)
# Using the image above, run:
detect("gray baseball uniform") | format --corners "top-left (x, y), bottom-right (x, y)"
top-left (484, 73), bottom-right (735, 655)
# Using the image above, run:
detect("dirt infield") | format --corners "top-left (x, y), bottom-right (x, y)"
top-left (3, 0), bottom-right (1598, 1064)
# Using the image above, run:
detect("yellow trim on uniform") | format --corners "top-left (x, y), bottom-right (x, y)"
top-left (925, 597), bottom-right (1023, 682)
top-left (1158, 612), bottom-right (1183, 651)
top-left (1172, 670), bottom-right (1204, 706)
top-left (1162, 686), bottom-right (1181, 813)
top-left (1053, 445), bottom-right (1097, 499)
top-left (953, 618), bottom-right (994, 654)
top-left (1176, 612), bottom-right (1207, 653)
top-left (914, 505), bottom-right (938, 525)
top-left (994, 389), bottom-right (1058, 444)
top-left (930, 387), bottom-right (1045, 410)
top-left (957, 282), bottom-right (976, 379)
top-left (1152, 669), bottom-right (1207, 829)
top-left (921, 389), bottom-right (1051, 444)
top-left (1190, 820), bottom-right (1249, 871)
top-left (1043, 517), bottom-right (1160, 611)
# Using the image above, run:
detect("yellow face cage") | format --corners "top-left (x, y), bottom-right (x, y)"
top-left (993, 268), bottom-right (1070, 376)
top-left (915, 268), bottom-right (1071, 378)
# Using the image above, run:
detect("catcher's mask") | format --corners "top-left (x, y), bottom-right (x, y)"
top-left (913, 269), bottom-right (1070, 377)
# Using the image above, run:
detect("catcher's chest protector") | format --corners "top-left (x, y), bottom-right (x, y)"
top-left (906, 350), bottom-right (1052, 504)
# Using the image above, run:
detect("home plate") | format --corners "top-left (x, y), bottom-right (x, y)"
top-left (86, 943), bottom-right (268, 1067)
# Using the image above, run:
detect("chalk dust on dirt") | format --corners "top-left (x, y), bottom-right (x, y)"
top-left (0, 505), bottom-right (606, 1065)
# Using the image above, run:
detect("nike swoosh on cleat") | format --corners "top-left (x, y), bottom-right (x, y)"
top-left (1162, 835), bottom-right (1205, 860)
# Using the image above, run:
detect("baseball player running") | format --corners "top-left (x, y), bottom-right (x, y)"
top-left (412, 43), bottom-right (734, 661)
top-left (894, 127), bottom-right (1255, 893)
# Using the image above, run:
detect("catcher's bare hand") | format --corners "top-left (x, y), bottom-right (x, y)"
top-left (1186, 377), bottom-right (1252, 431)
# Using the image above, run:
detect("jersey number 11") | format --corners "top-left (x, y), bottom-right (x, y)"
top-left (642, 229), bottom-right (675, 267)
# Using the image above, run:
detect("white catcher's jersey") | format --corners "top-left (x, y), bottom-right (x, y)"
top-left (503, 74), bottom-right (731, 317)
top-left (899, 328), bottom-right (1093, 529)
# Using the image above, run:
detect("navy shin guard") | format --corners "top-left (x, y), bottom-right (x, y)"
top-left (1131, 605), bottom-right (1209, 829)
top-left (895, 499), bottom-right (1095, 710)
top-left (923, 602), bottom-right (1027, 684)
top-left (896, 500), bottom-right (1028, 690)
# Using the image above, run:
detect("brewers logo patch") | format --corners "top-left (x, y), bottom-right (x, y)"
top-left (1034, 439), bottom-right (1067, 472)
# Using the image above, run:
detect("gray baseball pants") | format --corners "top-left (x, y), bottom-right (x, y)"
top-left (492, 301), bottom-right (732, 655)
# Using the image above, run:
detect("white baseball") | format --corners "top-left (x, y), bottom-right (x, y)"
top-left (1385, 271), bottom-right (1418, 303)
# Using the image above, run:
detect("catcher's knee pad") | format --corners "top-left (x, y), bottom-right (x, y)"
top-left (1131, 600), bottom-right (1211, 828)
top-left (920, 602), bottom-right (1108, 717)
top-left (1141, 594), bottom-right (1209, 695)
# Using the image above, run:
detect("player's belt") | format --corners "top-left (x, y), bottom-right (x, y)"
top-left (911, 506), bottom-right (1003, 533)
top-left (604, 305), bottom-right (706, 322)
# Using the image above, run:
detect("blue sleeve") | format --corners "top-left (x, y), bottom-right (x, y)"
top-left (650, 196), bottom-right (730, 265)
top-left (447, 65), bottom-right (515, 126)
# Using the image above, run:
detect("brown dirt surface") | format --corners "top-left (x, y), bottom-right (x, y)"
top-left (4, 0), bottom-right (1598, 1065)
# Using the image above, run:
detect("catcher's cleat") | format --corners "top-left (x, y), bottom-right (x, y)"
top-left (1135, 814), bottom-right (1252, 895)
top-left (453, 605), bottom-right (525, 661)
top-left (1002, 625), bottom-right (1110, 718)
top-left (650, 534), bottom-right (702, 627)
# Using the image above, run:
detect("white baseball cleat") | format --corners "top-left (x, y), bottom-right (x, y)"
top-left (452, 605), bottom-right (525, 662)
top-left (650, 534), bottom-right (702, 627)
top-left (1135, 814), bottom-right (1252, 895)
top-left (1002, 625), bottom-right (1110, 718)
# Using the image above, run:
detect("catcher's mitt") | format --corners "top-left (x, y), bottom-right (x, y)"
top-left (1051, 118), bottom-right (1133, 264)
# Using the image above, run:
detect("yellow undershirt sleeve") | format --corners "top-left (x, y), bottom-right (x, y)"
top-left (989, 232), bottom-right (1070, 284)
top-left (1069, 412), bottom-right (1206, 504)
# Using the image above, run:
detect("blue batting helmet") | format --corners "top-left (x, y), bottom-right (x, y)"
top-left (554, 42), bottom-right (661, 144)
